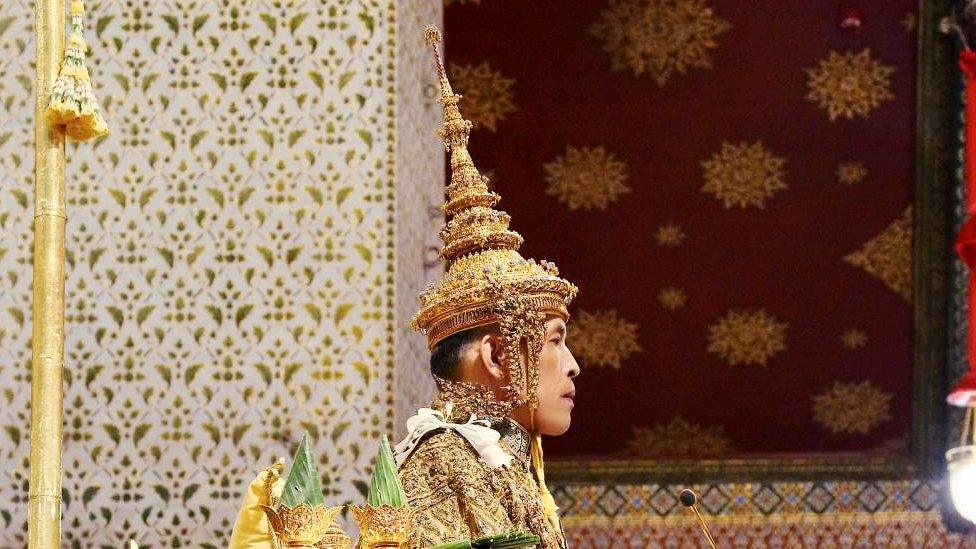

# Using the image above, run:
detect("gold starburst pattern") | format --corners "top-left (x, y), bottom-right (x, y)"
top-left (655, 223), bottom-right (686, 247)
top-left (869, 433), bottom-right (909, 456)
top-left (901, 12), bottom-right (916, 33)
top-left (544, 146), bottom-right (630, 211)
top-left (448, 62), bottom-right (515, 132)
top-left (571, 309), bottom-right (642, 369)
top-left (836, 161), bottom-right (868, 186)
top-left (707, 309), bottom-right (788, 367)
top-left (845, 207), bottom-right (913, 302)
top-left (805, 49), bottom-right (895, 121)
top-left (841, 328), bottom-right (867, 349)
top-left (812, 381), bottom-right (892, 435)
top-left (589, 0), bottom-right (731, 86)
top-left (624, 417), bottom-right (733, 459)
top-left (658, 286), bottom-right (688, 310)
top-left (701, 141), bottom-right (787, 209)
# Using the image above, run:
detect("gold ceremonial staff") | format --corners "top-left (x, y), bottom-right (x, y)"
top-left (28, 0), bottom-right (106, 545)
top-left (28, 0), bottom-right (67, 546)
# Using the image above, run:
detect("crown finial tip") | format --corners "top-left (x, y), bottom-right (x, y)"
top-left (424, 25), bottom-right (442, 46)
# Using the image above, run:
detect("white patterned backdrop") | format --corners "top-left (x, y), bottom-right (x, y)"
top-left (0, 0), bottom-right (439, 546)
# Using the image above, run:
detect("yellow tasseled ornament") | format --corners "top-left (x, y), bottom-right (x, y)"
top-left (47, 0), bottom-right (109, 141)
top-left (531, 433), bottom-right (566, 545)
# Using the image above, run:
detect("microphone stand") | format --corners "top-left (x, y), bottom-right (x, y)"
top-left (679, 489), bottom-right (717, 548)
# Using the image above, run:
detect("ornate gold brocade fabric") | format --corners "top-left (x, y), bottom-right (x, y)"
top-left (399, 385), bottom-right (565, 549)
top-left (399, 431), bottom-right (564, 549)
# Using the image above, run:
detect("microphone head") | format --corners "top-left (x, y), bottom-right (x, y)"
top-left (679, 488), bottom-right (697, 507)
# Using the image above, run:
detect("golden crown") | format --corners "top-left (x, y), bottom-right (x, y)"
top-left (412, 26), bottom-right (577, 411)
top-left (412, 26), bottom-right (577, 350)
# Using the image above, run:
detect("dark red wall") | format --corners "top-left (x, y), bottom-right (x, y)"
top-left (446, 0), bottom-right (917, 460)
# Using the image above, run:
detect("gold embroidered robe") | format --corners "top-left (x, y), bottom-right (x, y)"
top-left (398, 397), bottom-right (564, 549)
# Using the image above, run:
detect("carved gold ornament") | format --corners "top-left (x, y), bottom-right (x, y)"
top-left (315, 524), bottom-right (352, 549)
top-left (262, 504), bottom-right (343, 548)
top-left (350, 505), bottom-right (416, 549)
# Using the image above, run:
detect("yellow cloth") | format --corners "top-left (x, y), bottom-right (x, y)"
top-left (228, 466), bottom-right (283, 549)
top-left (531, 433), bottom-right (564, 545)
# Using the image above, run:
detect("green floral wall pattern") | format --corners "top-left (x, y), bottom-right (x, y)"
top-left (0, 0), bottom-right (437, 546)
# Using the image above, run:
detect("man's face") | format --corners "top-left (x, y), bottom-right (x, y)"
top-left (533, 316), bottom-right (580, 436)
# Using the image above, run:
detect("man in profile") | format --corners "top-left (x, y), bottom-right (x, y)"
top-left (392, 26), bottom-right (581, 549)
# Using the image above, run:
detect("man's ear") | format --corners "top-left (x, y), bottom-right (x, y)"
top-left (477, 333), bottom-right (506, 382)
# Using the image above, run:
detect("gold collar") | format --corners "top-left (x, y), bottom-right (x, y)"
top-left (432, 377), bottom-right (511, 420)
top-left (430, 377), bottom-right (532, 465)
top-left (496, 419), bottom-right (531, 466)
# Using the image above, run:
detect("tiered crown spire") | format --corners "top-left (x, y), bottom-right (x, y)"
top-left (413, 26), bottom-right (577, 354)
top-left (423, 27), bottom-right (523, 264)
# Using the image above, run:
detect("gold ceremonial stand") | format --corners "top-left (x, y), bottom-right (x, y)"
top-left (28, 0), bottom-right (67, 547)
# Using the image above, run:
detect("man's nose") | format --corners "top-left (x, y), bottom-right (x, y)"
top-left (567, 351), bottom-right (580, 379)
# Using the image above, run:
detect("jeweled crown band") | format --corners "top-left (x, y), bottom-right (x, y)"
top-left (422, 295), bottom-right (570, 349)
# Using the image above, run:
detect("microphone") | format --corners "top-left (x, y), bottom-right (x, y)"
top-left (679, 489), bottom-right (717, 549)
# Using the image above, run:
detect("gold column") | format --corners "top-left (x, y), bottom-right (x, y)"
top-left (28, 0), bottom-right (66, 547)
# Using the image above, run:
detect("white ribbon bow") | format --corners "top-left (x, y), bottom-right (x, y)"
top-left (394, 404), bottom-right (512, 469)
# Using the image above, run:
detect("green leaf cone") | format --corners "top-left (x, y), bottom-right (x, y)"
top-left (279, 432), bottom-right (325, 508)
top-left (366, 435), bottom-right (407, 508)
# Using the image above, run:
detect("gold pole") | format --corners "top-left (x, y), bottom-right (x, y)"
top-left (28, 0), bottom-right (66, 547)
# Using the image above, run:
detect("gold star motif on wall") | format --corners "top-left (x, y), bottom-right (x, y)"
top-left (840, 328), bottom-right (867, 349)
top-left (701, 141), bottom-right (787, 209)
top-left (658, 286), bottom-right (688, 310)
top-left (655, 223), bottom-right (686, 247)
top-left (836, 161), bottom-right (868, 186)
top-left (845, 207), bottom-right (913, 302)
top-left (806, 49), bottom-right (895, 121)
top-left (544, 146), bottom-right (630, 211)
top-left (448, 62), bottom-right (516, 132)
top-left (901, 12), bottom-right (917, 33)
top-left (707, 309), bottom-right (788, 367)
top-left (624, 417), bottom-right (733, 458)
top-left (571, 309), bottom-right (642, 369)
top-left (588, 0), bottom-right (731, 86)
top-left (812, 381), bottom-right (892, 435)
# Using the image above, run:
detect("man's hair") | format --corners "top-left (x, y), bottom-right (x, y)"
top-left (429, 324), bottom-right (499, 380)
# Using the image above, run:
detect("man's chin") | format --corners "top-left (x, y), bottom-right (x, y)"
top-left (540, 417), bottom-right (572, 437)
